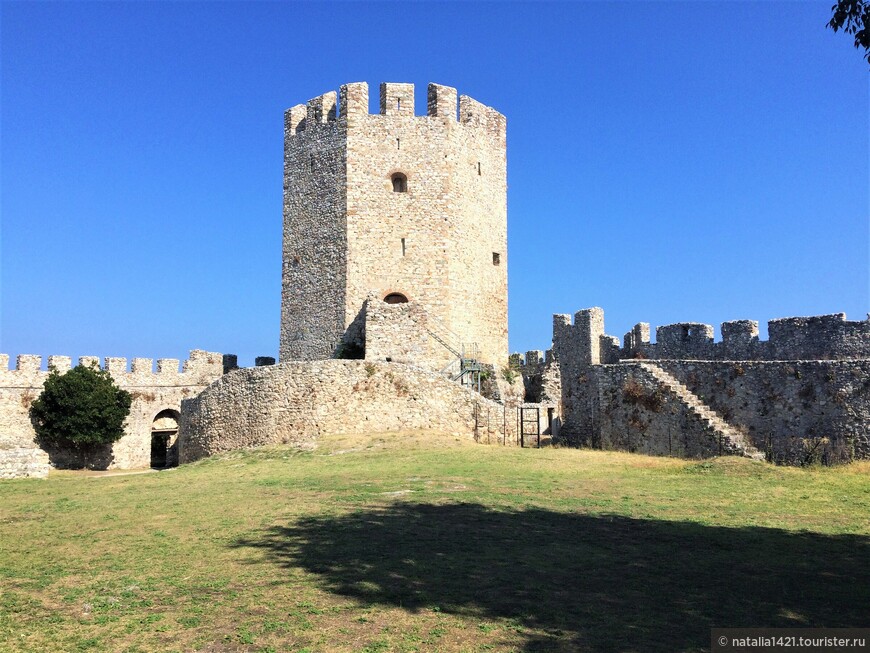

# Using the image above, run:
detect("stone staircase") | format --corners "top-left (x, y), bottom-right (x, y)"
top-left (635, 363), bottom-right (764, 460)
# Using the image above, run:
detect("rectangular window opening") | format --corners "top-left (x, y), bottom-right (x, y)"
top-left (397, 138), bottom-right (400, 150)
top-left (492, 252), bottom-right (500, 265)
top-left (401, 238), bottom-right (406, 257)
top-left (478, 162), bottom-right (482, 175)
top-left (397, 98), bottom-right (401, 111)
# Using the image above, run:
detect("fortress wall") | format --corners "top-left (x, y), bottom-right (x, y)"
top-left (549, 307), bottom-right (870, 461)
top-left (621, 313), bottom-right (870, 361)
top-left (0, 448), bottom-right (50, 480)
top-left (595, 364), bottom-right (737, 458)
top-left (654, 323), bottom-right (716, 359)
top-left (551, 308), bottom-right (606, 444)
top-left (593, 361), bottom-right (870, 463)
top-left (516, 350), bottom-right (545, 403)
top-left (767, 314), bottom-right (870, 360)
top-left (0, 350), bottom-right (223, 475)
top-left (654, 359), bottom-right (870, 464)
top-left (515, 349), bottom-right (561, 407)
top-left (179, 360), bottom-right (530, 462)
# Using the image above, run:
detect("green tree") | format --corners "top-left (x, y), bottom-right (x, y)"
top-left (30, 365), bottom-right (132, 468)
top-left (828, 0), bottom-right (870, 65)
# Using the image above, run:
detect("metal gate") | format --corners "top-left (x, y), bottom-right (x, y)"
top-left (517, 407), bottom-right (541, 448)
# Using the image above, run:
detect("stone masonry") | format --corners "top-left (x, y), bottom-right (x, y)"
top-left (0, 350), bottom-right (223, 476)
top-left (4, 80), bottom-right (867, 474)
top-left (280, 82), bottom-right (508, 371)
top-left (532, 308), bottom-right (870, 464)
top-left (180, 360), bottom-right (526, 462)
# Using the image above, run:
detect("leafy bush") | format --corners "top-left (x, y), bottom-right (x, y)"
top-left (30, 365), bottom-right (132, 466)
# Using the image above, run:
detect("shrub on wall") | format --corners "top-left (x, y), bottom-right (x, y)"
top-left (622, 378), bottom-right (664, 413)
top-left (30, 365), bottom-right (132, 469)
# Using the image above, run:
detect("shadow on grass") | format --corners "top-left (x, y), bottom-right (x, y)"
top-left (232, 503), bottom-right (870, 651)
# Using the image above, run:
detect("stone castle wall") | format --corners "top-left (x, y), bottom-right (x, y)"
top-left (537, 307), bottom-right (870, 464)
top-left (593, 360), bottom-right (869, 463)
top-left (0, 350), bottom-right (223, 477)
top-left (653, 359), bottom-right (870, 462)
top-left (550, 308), bottom-right (607, 443)
top-left (620, 313), bottom-right (870, 361)
top-left (594, 363), bottom-right (748, 459)
top-left (510, 350), bottom-right (562, 416)
top-left (281, 82), bottom-right (508, 370)
top-left (179, 360), bottom-right (540, 462)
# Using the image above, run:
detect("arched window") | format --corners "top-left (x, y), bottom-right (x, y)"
top-left (391, 173), bottom-right (407, 193)
top-left (384, 293), bottom-right (409, 304)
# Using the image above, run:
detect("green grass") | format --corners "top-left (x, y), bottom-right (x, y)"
top-left (1, 432), bottom-right (869, 652)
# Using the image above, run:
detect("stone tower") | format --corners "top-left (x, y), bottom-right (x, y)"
top-left (280, 81), bottom-right (508, 368)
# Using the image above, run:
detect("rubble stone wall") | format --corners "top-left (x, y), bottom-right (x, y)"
top-left (179, 360), bottom-right (544, 462)
top-left (543, 307), bottom-right (870, 463)
top-left (363, 296), bottom-right (447, 371)
top-left (595, 364), bottom-right (736, 458)
top-left (621, 313), bottom-right (870, 361)
top-left (654, 359), bottom-right (870, 463)
top-left (0, 447), bottom-right (50, 480)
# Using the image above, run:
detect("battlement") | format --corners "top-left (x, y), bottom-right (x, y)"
top-left (655, 323), bottom-right (715, 359)
top-left (546, 307), bottom-right (870, 456)
top-left (0, 349), bottom-right (224, 387)
top-left (610, 311), bottom-right (870, 361)
top-left (547, 308), bottom-right (870, 365)
top-left (380, 82), bottom-right (414, 116)
top-left (285, 82), bottom-right (505, 136)
top-left (510, 349), bottom-right (554, 370)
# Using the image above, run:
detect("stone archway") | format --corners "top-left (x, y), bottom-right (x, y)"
top-left (151, 409), bottom-right (180, 468)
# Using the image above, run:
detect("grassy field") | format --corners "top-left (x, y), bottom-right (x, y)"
top-left (1, 432), bottom-right (869, 653)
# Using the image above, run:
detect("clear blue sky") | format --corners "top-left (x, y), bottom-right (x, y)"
top-left (1, 1), bottom-right (867, 366)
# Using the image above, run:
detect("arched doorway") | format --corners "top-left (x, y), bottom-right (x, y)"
top-left (151, 409), bottom-right (180, 468)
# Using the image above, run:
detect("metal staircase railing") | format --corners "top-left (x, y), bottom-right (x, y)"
top-left (428, 326), bottom-right (462, 359)
top-left (424, 316), bottom-right (483, 393)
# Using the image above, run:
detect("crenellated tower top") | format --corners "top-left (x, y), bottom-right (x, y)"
top-left (284, 82), bottom-right (506, 138)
